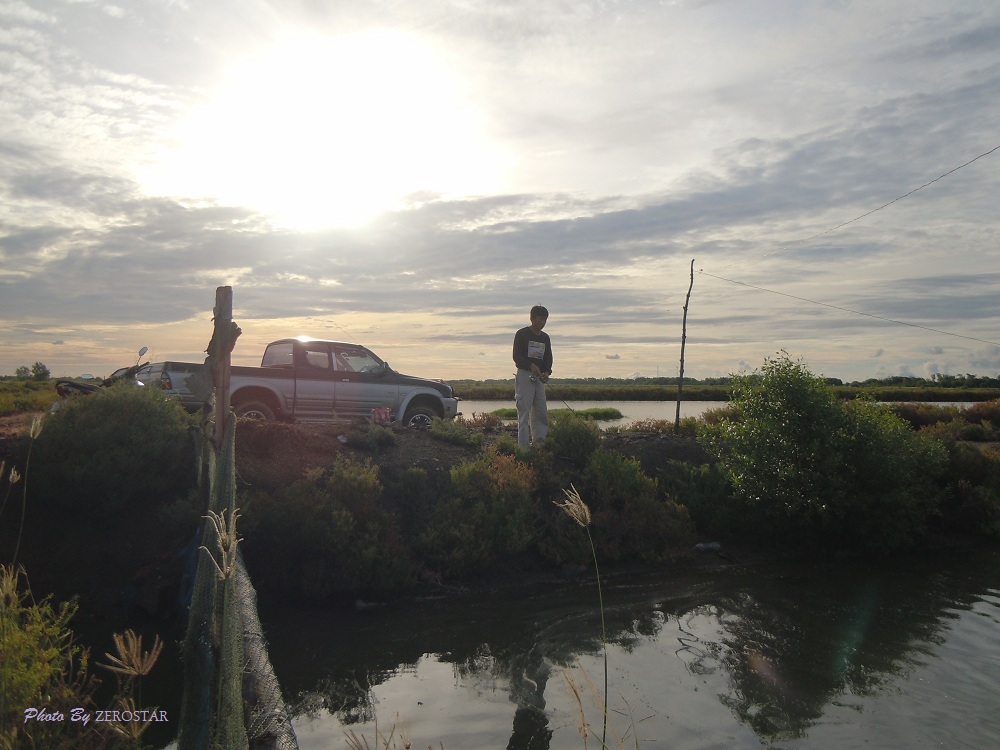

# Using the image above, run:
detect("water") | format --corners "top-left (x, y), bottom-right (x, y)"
top-left (459, 400), bottom-right (730, 428)
top-left (263, 546), bottom-right (1000, 749)
top-left (459, 400), bottom-right (979, 429)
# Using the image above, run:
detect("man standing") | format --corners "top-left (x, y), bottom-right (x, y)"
top-left (512, 305), bottom-right (552, 449)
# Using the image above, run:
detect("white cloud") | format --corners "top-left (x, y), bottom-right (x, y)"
top-left (1, 0), bottom-right (998, 381)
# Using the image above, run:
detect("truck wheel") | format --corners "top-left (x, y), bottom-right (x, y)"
top-left (235, 400), bottom-right (276, 421)
top-left (403, 405), bottom-right (436, 429)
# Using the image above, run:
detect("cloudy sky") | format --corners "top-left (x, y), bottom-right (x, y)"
top-left (2, 0), bottom-right (998, 382)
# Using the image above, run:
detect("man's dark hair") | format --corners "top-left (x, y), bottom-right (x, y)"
top-left (530, 305), bottom-right (549, 319)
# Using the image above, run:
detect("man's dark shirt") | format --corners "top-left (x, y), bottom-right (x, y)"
top-left (513, 326), bottom-right (552, 374)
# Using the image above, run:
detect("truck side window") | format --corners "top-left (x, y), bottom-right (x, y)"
top-left (261, 342), bottom-right (294, 368)
top-left (303, 347), bottom-right (331, 369)
top-left (335, 347), bottom-right (381, 373)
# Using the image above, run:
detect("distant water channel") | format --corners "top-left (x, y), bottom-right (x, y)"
top-left (459, 399), bottom-right (730, 427)
top-left (458, 400), bottom-right (978, 429)
top-left (263, 546), bottom-right (1000, 749)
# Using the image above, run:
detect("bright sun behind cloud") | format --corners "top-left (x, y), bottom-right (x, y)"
top-left (139, 30), bottom-right (507, 229)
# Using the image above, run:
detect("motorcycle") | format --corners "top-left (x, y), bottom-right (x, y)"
top-left (53, 347), bottom-right (150, 403)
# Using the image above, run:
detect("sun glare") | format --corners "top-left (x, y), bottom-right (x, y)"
top-left (139, 31), bottom-right (506, 229)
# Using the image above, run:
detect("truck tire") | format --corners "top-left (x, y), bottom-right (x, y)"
top-left (403, 405), bottom-right (436, 429)
top-left (235, 400), bottom-right (276, 421)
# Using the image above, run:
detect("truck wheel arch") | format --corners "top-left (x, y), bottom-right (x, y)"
top-left (401, 396), bottom-right (443, 429)
top-left (232, 388), bottom-right (281, 421)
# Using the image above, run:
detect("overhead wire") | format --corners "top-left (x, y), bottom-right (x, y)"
top-left (697, 270), bottom-right (1000, 347)
top-left (699, 145), bottom-right (1000, 345)
top-left (719, 143), bottom-right (1000, 270)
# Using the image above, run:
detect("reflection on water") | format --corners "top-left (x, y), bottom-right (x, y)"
top-left (261, 546), bottom-right (1000, 749)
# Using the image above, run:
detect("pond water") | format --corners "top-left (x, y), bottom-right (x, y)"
top-left (263, 546), bottom-right (1000, 749)
top-left (460, 400), bottom-right (730, 428)
top-left (459, 400), bottom-right (978, 429)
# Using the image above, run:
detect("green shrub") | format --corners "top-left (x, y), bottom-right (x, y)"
top-left (889, 402), bottom-right (961, 429)
top-left (699, 353), bottom-right (946, 556)
top-left (584, 449), bottom-right (692, 562)
top-left (488, 432), bottom-right (523, 457)
top-left (546, 416), bottom-right (602, 466)
top-left (31, 384), bottom-right (196, 517)
top-left (963, 398), bottom-right (1000, 428)
top-left (458, 412), bottom-right (504, 431)
top-left (417, 453), bottom-right (537, 576)
top-left (428, 417), bottom-right (484, 447)
top-left (345, 423), bottom-right (396, 452)
top-left (623, 418), bottom-right (673, 434)
top-left (921, 417), bottom-right (996, 443)
top-left (661, 461), bottom-right (745, 537)
top-left (0, 566), bottom-right (102, 749)
top-left (936, 443), bottom-right (1000, 537)
top-left (542, 449), bottom-right (692, 564)
top-left (240, 458), bottom-right (414, 597)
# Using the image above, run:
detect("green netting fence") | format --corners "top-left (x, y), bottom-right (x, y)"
top-left (177, 289), bottom-right (298, 750)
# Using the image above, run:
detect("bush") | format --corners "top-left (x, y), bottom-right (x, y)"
top-left (699, 353), bottom-right (946, 556)
top-left (240, 458), bottom-right (414, 598)
top-left (921, 417), bottom-right (997, 443)
top-left (344, 423), bottom-right (396, 453)
top-left (661, 461), bottom-right (745, 537)
top-left (936, 443), bottom-right (1000, 537)
top-left (428, 417), bottom-right (483, 447)
top-left (546, 416), bottom-right (602, 466)
top-left (458, 412), bottom-right (504, 431)
top-left (417, 453), bottom-right (537, 576)
top-left (889, 402), bottom-right (961, 430)
top-left (963, 398), bottom-right (1000, 428)
top-left (583, 450), bottom-right (692, 562)
top-left (0, 566), bottom-right (102, 749)
top-left (542, 450), bottom-right (693, 565)
top-left (31, 383), bottom-right (196, 517)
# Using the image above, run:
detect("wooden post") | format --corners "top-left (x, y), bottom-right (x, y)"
top-left (675, 259), bottom-right (695, 434)
top-left (208, 287), bottom-right (241, 448)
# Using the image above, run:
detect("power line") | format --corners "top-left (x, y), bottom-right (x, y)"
top-left (722, 143), bottom-right (1000, 269)
top-left (697, 270), bottom-right (1000, 347)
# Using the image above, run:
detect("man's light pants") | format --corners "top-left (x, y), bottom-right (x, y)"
top-left (515, 369), bottom-right (548, 449)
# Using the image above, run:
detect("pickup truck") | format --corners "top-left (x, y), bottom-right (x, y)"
top-left (140, 338), bottom-right (461, 428)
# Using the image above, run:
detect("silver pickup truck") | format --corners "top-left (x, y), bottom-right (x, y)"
top-left (140, 338), bottom-right (461, 427)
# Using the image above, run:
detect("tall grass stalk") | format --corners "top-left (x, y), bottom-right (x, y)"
top-left (11, 415), bottom-right (42, 566)
top-left (555, 484), bottom-right (608, 748)
top-left (563, 661), bottom-right (645, 750)
top-left (100, 629), bottom-right (164, 749)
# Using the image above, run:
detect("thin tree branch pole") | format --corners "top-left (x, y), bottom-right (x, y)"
top-left (675, 259), bottom-right (695, 434)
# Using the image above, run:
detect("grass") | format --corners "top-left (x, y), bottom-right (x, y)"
top-left (0, 379), bottom-right (58, 415)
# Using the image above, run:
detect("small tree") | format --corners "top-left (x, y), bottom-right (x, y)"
top-left (700, 352), bottom-right (946, 555)
top-left (14, 365), bottom-right (30, 379)
top-left (29, 362), bottom-right (50, 381)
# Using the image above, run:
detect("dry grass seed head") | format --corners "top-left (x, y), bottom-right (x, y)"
top-left (199, 507), bottom-right (242, 580)
top-left (101, 629), bottom-right (164, 679)
top-left (106, 696), bottom-right (156, 740)
top-left (555, 484), bottom-right (592, 527)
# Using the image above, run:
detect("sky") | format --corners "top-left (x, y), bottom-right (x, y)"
top-left (1, 0), bottom-right (998, 383)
